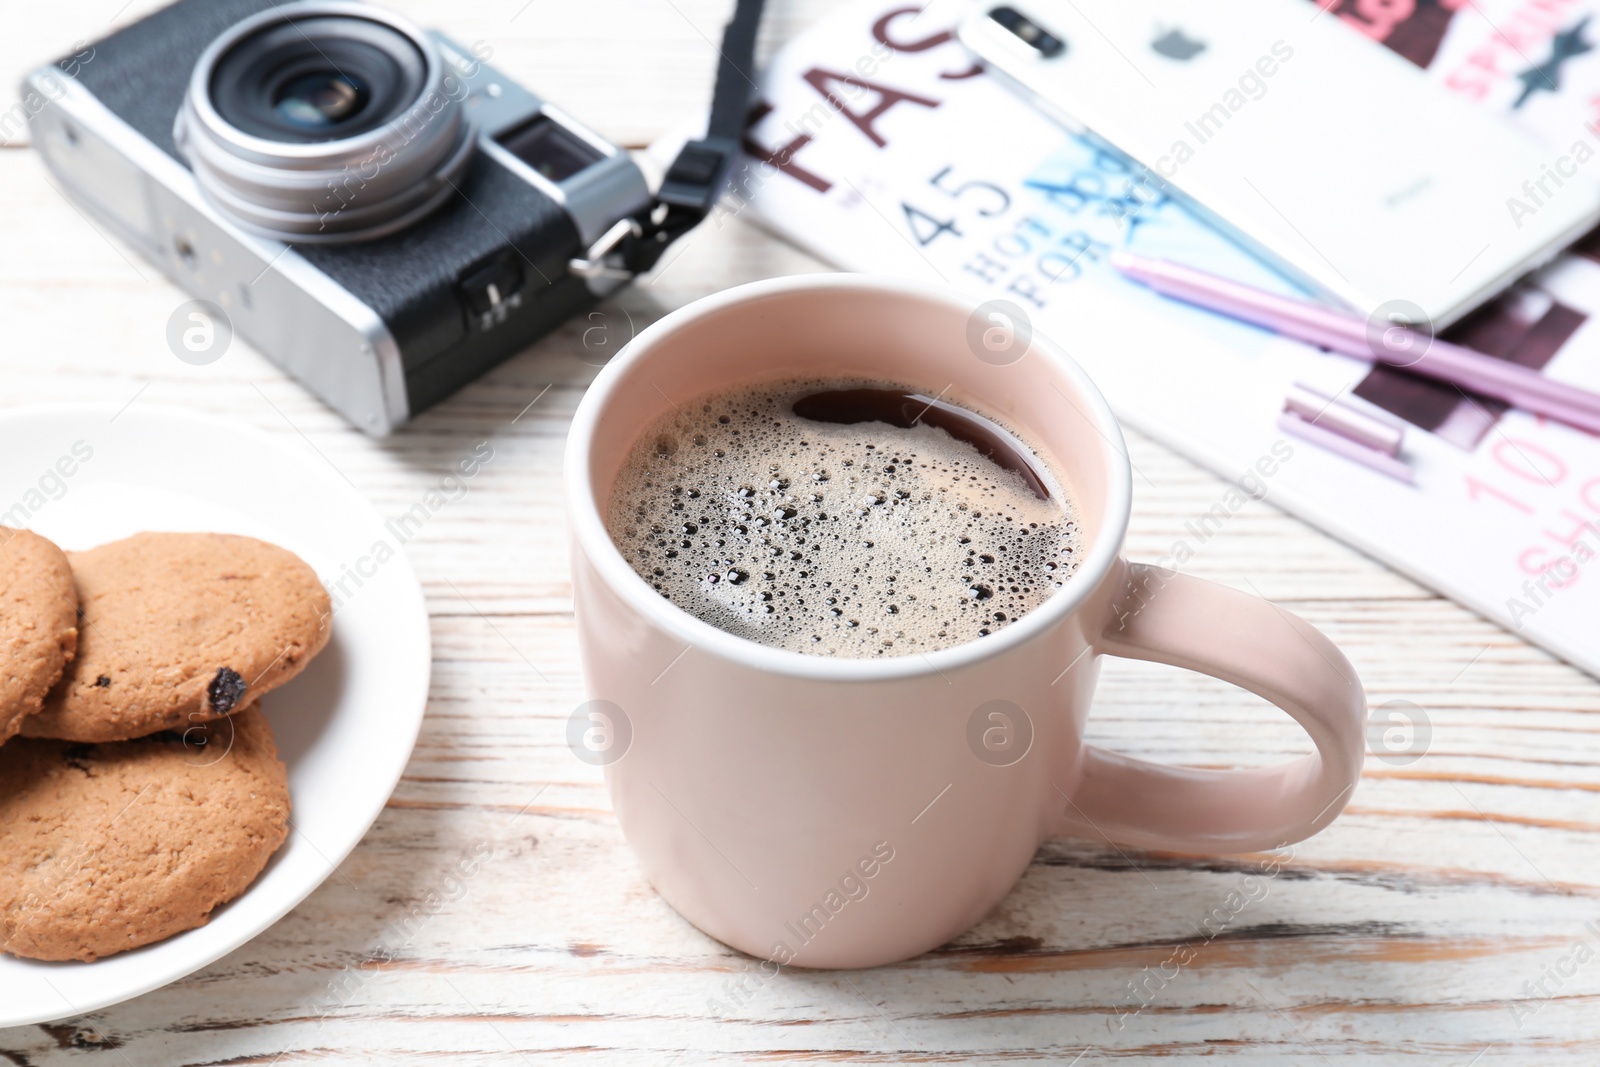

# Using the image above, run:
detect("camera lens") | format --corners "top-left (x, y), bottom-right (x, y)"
top-left (274, 71), bottom-right (371, 130)
top-left (175, 2), bottom-right (475, 242)
top-left (207, 13), bottom-right (425, 144)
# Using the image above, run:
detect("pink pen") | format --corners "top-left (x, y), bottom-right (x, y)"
top-left (1279, 384), bottom-right (1414, 485)
top-left (1110, 251), bottom-right (1600, 436)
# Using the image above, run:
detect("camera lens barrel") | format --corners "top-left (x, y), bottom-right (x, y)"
top-left (175, 1), bottom-right (475, 243)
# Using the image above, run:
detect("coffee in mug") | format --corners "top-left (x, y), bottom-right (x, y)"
top-left (605, 378), bottom-right (1084, 656)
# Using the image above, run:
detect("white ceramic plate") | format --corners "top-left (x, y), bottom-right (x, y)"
top-left (0, 404), bottom-right (431, 1026)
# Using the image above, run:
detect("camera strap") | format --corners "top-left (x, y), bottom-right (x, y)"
top-left (568, 0), bottom-right (767, 282)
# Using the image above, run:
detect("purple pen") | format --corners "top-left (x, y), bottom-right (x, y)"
top-left (1279, 384), bottom-right (1414, 485)
top-left (1111, 251), bottom-right (1600, 436)
top-left (1284, 383), bottom-right (1404, 457)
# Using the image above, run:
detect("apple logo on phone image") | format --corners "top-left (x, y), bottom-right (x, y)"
top-left (1151, 27), bottom-right (1206, 60)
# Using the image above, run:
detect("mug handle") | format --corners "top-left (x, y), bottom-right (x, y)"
top-left (1057, 563), bottom-right (1367, 854)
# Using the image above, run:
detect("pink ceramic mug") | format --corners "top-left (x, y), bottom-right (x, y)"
top-left (565, 274), bottom-right (1366, 969)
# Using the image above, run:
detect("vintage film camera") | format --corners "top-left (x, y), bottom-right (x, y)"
top-left (24, 0), bottom-right (759, 433)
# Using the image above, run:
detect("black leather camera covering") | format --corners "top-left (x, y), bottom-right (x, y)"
top-left (68, 0), bottom-right (592, 416)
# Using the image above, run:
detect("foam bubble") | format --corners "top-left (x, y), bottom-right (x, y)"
top-left (605, 378), bottom-right (1082, 657)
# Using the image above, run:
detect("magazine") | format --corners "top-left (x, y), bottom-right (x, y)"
top-left (724, 0), bottom-right (1600, 676)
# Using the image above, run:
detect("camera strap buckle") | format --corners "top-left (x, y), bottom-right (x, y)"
top-left (568, 217), bottom-right (646, 283)
top-left (567, 0), bottom-right (763, 286)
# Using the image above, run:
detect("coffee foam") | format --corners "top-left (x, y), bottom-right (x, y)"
top-left (605, 378), bottom-right (1082, 657)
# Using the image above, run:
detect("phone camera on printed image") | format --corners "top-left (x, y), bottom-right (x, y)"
top-left (987, 6), bottom-right (1065, 57)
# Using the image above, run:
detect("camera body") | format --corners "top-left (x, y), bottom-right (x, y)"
top-left (24, 0), bottom-right (651, 434)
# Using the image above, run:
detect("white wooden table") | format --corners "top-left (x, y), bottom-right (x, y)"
top-left (5, 1), bottom-right (1600, 1062)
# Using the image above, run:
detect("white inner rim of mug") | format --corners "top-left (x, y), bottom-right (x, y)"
top-left (565, 274), bottom-right (1134, 682)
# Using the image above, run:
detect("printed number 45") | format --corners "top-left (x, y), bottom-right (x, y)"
top-left (902, 166), bottom-right (1011, 246)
